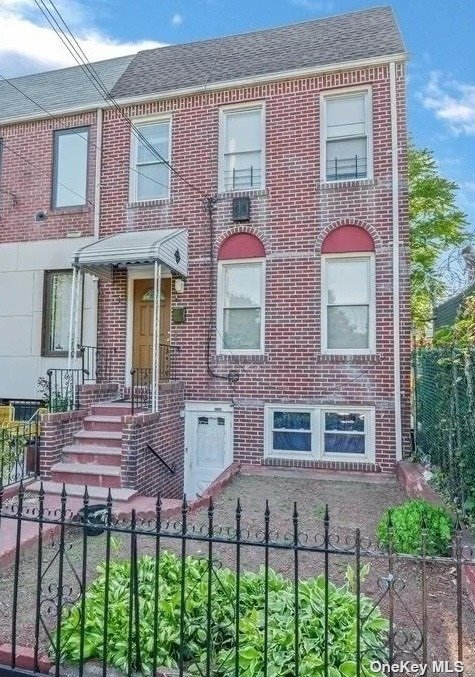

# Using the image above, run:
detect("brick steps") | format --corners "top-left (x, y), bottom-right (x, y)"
top-left (83, 415), bottom-right (124, 432)
top-left (62, 444), bottom-right (122, 466)
top-left (28, 480), bottom-right (138, 502)
top-left (90, 402), bottom-right (134, 417)
top-left (50, 462), bottom-right (122, 488)
top-left (73, 429), bottom-right (123, 448)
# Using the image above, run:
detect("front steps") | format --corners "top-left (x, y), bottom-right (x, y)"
top-left (49, 402), bottom-right (132, 490)
top-left (28, 480), bottom-right (138, 503)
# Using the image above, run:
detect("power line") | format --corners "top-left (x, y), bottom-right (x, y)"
top-left (33, 0), bottom-right (208, 199)
top-left (0, 71), bottom-right (171, 197)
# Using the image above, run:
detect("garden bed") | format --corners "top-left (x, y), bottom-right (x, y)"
top-left (1, 473), bottom-right (475, 674)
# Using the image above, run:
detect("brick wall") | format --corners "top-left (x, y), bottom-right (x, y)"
top-left (121, 382), bottom-right (184, 497)
top-left (39, 409), bottom-right (87, 479)
top-left (79, 382), bottom-right (120, 409)
top-left (97, 62), bottom-right (409, 473)
top-left (0, 111), bottom-right (98, 243)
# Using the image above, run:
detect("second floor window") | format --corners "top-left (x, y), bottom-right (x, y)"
top-left (131, 119), bottom-right (171, 202)
top-left (53, 127), bottom-right (89, 208)
top-left (220, 106), bottom-right (264, 192)
top-left (322, 90), bottom-right (371, 182)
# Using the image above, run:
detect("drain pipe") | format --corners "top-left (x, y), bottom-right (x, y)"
top-left (389, 61), bottom-right (403, 462)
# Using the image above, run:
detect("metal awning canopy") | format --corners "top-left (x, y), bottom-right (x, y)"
top-left (72, 228), bottom-right (188, 277)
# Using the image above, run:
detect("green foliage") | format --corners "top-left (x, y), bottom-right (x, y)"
top-left (409, 145), bottom-right (469, 338)
top-left (59, 551), bottom-right (388, 676)
top-left (377, 499), bottom-right (453, 555)
top-left (433, 295), bottom-right (475, 348)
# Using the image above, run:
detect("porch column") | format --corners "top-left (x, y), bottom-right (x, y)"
top-left (151, 261), bottom-right (162, 413)
top-left (67, 265), bottom-right (79, 370)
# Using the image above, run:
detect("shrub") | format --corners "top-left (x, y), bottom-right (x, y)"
top-left (377, 499), bottom-right (453, 556)
top-left (59, 551), bottom-right (388, 676)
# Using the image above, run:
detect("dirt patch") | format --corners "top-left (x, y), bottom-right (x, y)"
top-left (1, 473), bottom-right (474, 675)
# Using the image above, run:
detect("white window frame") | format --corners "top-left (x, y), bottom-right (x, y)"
top-left (218, 102), bottom-right (266, 194)
top-left (320, 405), bottom-right (375, 464)
top-left (320, 86), bottom-right (373, 184)
top-left (216, 257), bottom-right (265, 355)
top-left (129, 115), bottom-right (172, 202)
top-left (321, 252), bottom-right (376, 356)
top-left (264, 404), bottom-right (375, 464)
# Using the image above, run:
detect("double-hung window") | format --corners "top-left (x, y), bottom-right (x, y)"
top-left (42, 270), bottom-right (81, 356)
top-left (131, 119), bottom-right (171, 201)
top-left (217, 260), bottom-right (265, 354)
top-left (322, 254), bottom-right (375, 354)
top-left (53, 127), bottom-right (89, 208)
top-left (220, 106), bottom-right (264, 192)
top-left (322, 90), bottom-right (371, 182)
top-left (265, 405), bottom-right (375, 463)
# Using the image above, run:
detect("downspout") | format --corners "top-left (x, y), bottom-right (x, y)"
top-left (389, 61), bottom-right (403, 461)
top-left (90, 108), bottom-right (103, 359)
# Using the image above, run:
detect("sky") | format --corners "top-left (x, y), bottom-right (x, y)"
top-left (0, 0), bottom-right (474, 237)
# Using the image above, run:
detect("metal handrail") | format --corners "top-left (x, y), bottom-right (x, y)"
top-left (146, 444), bottom-right (176, 475)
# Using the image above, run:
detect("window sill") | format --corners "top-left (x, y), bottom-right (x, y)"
top-left (316, 354), bottom-right (380, 364)
top-left (217, 188), bottom-right (267, 199)
top-left (128, 198), bottom-right (170, 208)
top-left (318, 178), bottom-right (376, 191)
top-left (51, 206), bottom-right (90, 215)
top-left (215, 352), bottom-right (269, 364)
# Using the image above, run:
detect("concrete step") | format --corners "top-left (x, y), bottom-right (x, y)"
top-left (90, 402), bottom-right (134, 417)
top-left (62, 444), bottom-right (122, 466)
top-left (51, 462), bottom-right (122, 488)
top-left (83, 415), bottom-right (123, 433)
top-left (73, 429), bottom-right (123, 448)
top-left (28, 480), bottom-right (137, 503)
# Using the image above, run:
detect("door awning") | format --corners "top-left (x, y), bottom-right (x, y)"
top-left (72, 228), bottom-right (188, 277)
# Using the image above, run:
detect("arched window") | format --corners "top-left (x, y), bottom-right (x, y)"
top-left (217, 234), bottom-right (266, 354)
top-left (321, 226), bottom-right (375, 354)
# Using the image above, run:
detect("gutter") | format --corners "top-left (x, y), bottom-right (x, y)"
top-left (389, 61), bottom-right (403, 462)
top-left (0, 52), bottom-right (407, 127)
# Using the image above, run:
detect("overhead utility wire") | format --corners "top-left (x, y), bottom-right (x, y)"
top-left (0, 72), bottom-right (170, 196)
top-left (33, 0), bottom-right (208, 199)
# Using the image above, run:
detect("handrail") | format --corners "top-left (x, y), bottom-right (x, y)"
top-left (146, 444), bottom-right (176, 475)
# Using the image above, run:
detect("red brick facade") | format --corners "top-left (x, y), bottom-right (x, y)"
top-left (97, 63), bottom-right (410, 473)
top-left (1, 59), bottom-right (410, 478)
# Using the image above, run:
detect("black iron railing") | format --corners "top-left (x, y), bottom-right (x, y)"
top-left (0, 415), bottom-right (41, 487)
top-left (224, 166), bottom-right (262, 191)
top-left (326, 155), bottom-right (368, 181)
top-left (159, 343), bottom-right (180, 381)
top-left (146, 444), bottom-right (176, 474)
top-left (130, 368), bottom-right (152, 415)
top-left (80, 345), bottom-right (116, 383)
top-left (0, 487), bottom-right (471, 675)
top-left (46, 368), bottom-right (88, 412)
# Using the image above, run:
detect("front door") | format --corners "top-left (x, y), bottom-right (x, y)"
top-left (184, 405), bottom-right (233, 497)
top-left (132, 278), bottom-right (172, 370)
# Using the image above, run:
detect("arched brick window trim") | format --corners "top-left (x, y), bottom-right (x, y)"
top-left (321, 225), bottom-right (375, 254)
top-left (218, 233), bottom-right (266, 260)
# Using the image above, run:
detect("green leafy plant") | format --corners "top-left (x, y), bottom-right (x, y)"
top-left (377, 499), bottom-right (453, 556)
top-left (58, 551), bottom-right (388, 676)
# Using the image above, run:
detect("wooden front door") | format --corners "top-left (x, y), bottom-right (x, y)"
top-left (132, 278), bottom-right (172, 370)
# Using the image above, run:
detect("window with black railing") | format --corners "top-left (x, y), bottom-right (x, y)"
top-left (326, 154), bottom-right (368, 181)
top-left (224, 165), bottom-right (262, 191)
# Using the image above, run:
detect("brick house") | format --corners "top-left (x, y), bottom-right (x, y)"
top-left (0, 6), bottom-right (410, 499)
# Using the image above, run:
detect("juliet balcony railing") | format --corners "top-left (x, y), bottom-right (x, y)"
top-left (326, 155), bottom-right (367, 181)
top-left (224, 166), bottom-right (262, 191)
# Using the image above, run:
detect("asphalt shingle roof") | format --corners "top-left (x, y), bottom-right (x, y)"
top-left (0, 55), bottom-right (133, 123)
top-left (112, 6), bottom-right (405, 100)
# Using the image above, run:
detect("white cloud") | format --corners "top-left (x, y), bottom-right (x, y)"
top-left (288, 0), bottom-right (334, 11)
top-left (0, 0), bottom-right (165, 76)
top-left (171, 13), bottom-right (183, 26)
top-left (422, 71), bottom-right (475, 136)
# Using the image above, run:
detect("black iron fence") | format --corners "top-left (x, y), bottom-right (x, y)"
top-left (130, 367), bottom-right (152, 415)
top-left (45, 368), bottom-right (87, 413)
top-left (80, 346), bottom-right (116, 383)
top-left (0, 486), bottom-right (473, 676)
top-left (0, 416), bottom-right (41, 488)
